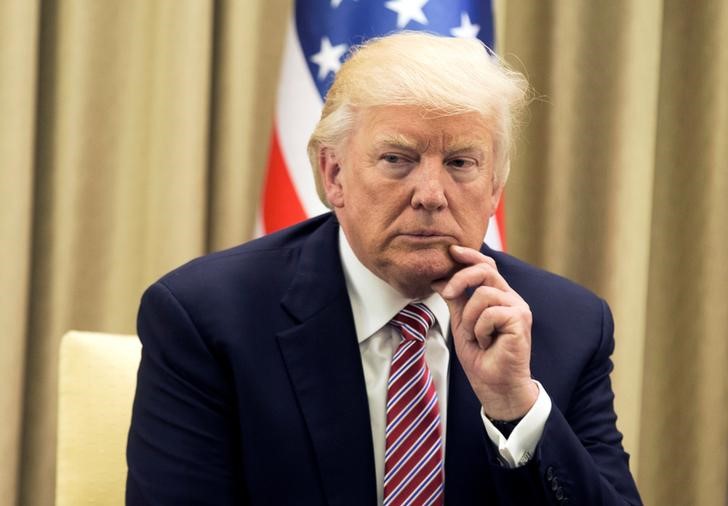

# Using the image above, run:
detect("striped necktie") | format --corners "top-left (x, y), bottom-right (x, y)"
top-left (383, 303), bottom-right (444, 506)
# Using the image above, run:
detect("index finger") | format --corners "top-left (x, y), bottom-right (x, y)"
top-left (434, 245), bottom-right (512, 298)
top-left (448, 244), bottom-right (497, 269)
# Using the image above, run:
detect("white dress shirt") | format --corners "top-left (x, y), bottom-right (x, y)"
top-left (338, 229), bottom-right (552, 504)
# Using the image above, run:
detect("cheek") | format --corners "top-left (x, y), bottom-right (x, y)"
top-left (455, 191), bottom-right (493, 238)
top-left (350, 176), bottom-right (406, 214)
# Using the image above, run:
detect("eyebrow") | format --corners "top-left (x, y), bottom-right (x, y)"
top-left (446, 142), bottom-right (487, 157)
top-left (372, 134), bottom-right (423, 152)
top-left (373, 134), bottom-right (488, 160)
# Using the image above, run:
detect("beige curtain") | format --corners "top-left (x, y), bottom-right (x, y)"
top-left (1, 0), bottom-right (725, 504)
top-left (499, 1), bottom-right (728, 504)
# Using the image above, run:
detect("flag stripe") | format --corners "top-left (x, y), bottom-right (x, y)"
top-left (272, 18), bottom-right (329, 220)
top-left (262, 128), bottom-right (308, 233)
top-left (494, 197), bottom-right (507, 250)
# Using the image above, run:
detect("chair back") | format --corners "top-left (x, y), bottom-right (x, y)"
top-left (55, 330), bottom-right (141, 506)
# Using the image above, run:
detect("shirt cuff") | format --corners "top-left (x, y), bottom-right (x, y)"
top-left (481, 379), bottom-right (552, 468)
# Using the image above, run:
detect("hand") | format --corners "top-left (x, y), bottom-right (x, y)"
top-left (432, 245), bottom-right (538, 421)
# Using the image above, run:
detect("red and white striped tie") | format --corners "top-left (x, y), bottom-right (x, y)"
top-left (383, 303), bottom-right (444, 506)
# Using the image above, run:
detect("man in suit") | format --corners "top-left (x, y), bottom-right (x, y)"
top-left (127, 32), bottom-right (642, 505)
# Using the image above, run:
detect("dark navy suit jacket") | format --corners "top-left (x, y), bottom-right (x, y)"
top-left (126, 213), bottom-right (642, 505)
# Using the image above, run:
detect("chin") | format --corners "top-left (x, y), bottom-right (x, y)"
top-left (392, 251), bottom-right (457, 298)
top-left (411, 258), bottom-right (455, 280)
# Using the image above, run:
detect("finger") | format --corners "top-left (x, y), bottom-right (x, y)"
top-left (431, 245), bottom-right (500, 298)
top-left (431, 279), bottom-right (448, 295)
top-left (472, 331), bottom-right (493, 351)
top-left (474, 304), bottom-right (532, 342)
top-left (439, 261), bottom-right (510, 299)
top-left (449, 244), bottom-right (497, 269)
top-left (450, 314), bottom-right (493, 351)
top-left (473, 307), bottom-right (499, 343)
top-left (459, 286), bottom-right (518, 336)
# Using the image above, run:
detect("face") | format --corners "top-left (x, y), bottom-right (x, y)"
top-left (320, 105), bottom-right (502, 299)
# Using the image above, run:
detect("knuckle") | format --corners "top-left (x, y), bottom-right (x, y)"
top-left (478, 306), bottom-right (492, 320)
top-left (520, 305), bottom-right (533, 324)
top-left (474, 285), bottom-right (491, 298)
top-left (476, 262), bottom-right (493, 274)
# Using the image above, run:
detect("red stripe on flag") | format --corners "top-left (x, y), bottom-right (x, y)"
top-left (262, 126), bottom-right (307, 234)
top-left (494, 196), bottom-right (507, 251)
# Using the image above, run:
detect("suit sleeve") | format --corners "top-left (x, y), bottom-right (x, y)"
top-left (126, 281), bottom-right (245, 505)
top-left (486, 299), bottom-right (642, 505)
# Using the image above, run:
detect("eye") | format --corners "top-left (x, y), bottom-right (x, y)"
top-left (447, 158), bottom-right (477, 170)
top-left (381, 153), bottom-right (409, 165)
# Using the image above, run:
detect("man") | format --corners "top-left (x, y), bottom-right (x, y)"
top-left (127, 32), bottom-right (642, 505)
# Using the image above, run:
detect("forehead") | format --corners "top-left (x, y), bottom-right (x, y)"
top-left (354, 106), bottom-right (492, 151)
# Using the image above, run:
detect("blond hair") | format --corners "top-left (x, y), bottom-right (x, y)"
top-left (307, 31), bottom-right (529, 206)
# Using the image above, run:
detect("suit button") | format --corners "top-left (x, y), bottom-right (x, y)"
top-left (545, 466), bottom-right (554, 481)
top-left (551, 477), bottom-right (559, 491)
top-left (555, 487), bottom-right (565, 500)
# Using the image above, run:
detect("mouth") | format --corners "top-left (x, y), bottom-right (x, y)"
top-left (397, 231), bottom-right (456, 243)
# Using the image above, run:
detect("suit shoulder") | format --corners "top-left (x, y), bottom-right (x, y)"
top-left (488, 249), bottom-right (607, 313)
top-left (151, 213), bottom-right (335, 298)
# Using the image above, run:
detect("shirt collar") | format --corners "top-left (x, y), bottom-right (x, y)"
top-left (338, 228), bottom-right (450, 344)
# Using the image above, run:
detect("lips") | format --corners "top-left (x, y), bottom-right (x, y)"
top-left (397, 230), bottom-right (456, 244)
top-left (403, 230), bottom-right (451, 237)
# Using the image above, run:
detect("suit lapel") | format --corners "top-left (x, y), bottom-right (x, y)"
top-left (276, 216), bottom-right (377, 506)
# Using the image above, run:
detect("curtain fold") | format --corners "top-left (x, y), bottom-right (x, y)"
top-left (1, 0), bottom-right (726, 504)
top-left (639, 1), bottom-right (728, 504)
top-left (205, 0), bottom-right (291, 250)
top-left (0, 1), bottom-right (40, 504)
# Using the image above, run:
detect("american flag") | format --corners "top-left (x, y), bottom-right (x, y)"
top-left (259, 0), bottom-right (505, 251)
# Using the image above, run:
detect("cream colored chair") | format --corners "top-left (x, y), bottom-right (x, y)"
top-left (56, 331), bottom-right (142, 506)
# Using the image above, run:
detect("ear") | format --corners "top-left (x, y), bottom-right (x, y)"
top-left (319, 148), bottom-right (345, 208)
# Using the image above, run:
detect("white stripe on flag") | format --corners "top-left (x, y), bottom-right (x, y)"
top-left (275, 18), bottom-right (329, 219)
top-left (485, 215), bottom-right (502, 250)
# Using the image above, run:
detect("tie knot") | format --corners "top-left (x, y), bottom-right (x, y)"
top-left (390, 303), bottom-right (435, 343)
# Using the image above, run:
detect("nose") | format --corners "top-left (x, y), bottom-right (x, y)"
top-left (410, 157), bottom-right (447, 211)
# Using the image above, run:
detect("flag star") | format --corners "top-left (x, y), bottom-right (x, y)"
top-left (331, 0), bottom-right (343, 7)
top-left (310, 37), bottom-right (348, 80)
top-left (450, 12), bottom-right (480, 39)
top-left (385, 0), bottom-right (429, 28)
